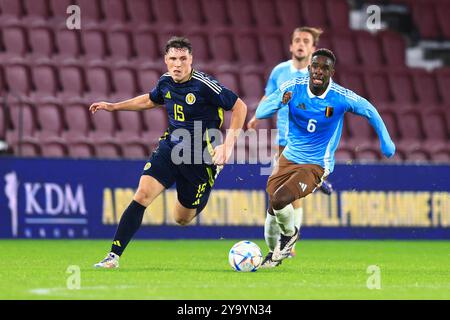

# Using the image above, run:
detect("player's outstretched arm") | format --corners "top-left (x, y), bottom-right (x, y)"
top-left (350, 98), bottom-right (396, 158)
top-left (89, 94), bottom-right (161, 114)
top-left (212, 98), bottom-right (247, 165)
top-left (255, 90), bottom-right (286, 119)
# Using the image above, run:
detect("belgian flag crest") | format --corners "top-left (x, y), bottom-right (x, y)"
top-left (325, 106), bottom-right (334, 118)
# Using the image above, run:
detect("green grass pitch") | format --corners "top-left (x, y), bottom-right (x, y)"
top-left (0, 239), bottom-right (449, 300)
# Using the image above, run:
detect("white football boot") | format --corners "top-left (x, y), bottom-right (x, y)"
top-left (94, 252), bottom-right (120, 268)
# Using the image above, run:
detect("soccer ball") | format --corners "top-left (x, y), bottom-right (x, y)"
top-left (228, 240), bottom-right (263, 272)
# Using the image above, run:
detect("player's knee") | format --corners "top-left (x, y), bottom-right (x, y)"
top-left (271, 189), bottom-right (295, 211)
top-left (134, 189), bottom-right (152, 207)
top-left (174, 216), bottom-right (192, 226)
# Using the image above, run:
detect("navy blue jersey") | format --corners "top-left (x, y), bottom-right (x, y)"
top-left (149, 70), bottom-right (238, 158)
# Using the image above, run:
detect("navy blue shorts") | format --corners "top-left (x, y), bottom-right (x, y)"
top-left (142, 139), bottom-right (218, 214)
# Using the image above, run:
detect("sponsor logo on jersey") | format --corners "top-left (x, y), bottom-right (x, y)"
top-left (165, 91), bottom-right (171, 99)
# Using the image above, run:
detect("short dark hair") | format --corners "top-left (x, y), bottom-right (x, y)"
top-left (312, 48), bottom-right (336, 65)
top-left (165, 36), bottom-right (192, 54)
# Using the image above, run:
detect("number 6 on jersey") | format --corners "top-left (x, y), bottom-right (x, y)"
top-left (307, 119), bottom-right (317, 132)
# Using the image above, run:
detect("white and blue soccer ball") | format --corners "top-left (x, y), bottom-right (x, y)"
top-left (228, 240), bottom-right (263, 272)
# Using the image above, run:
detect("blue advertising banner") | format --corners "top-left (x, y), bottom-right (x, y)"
top-left (0, 157), bottom-right (449, 239)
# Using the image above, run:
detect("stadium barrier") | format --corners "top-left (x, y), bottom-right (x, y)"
top-left (0, 157), bottom-right (449, 239)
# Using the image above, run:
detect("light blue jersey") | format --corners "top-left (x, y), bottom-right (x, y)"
top-left (256, 77), bottom-right (396, 174)
top-left (265, 60), bottom-right (309, 146)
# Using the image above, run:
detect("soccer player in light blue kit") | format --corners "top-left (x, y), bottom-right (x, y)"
top-left (256, 49), bottom-right (396, 265)
top-left (248, 27), bottom-right (333, 263)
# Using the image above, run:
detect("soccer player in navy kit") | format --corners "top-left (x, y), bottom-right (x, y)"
top-left (91, 37), bottom-right (247, 268)
top-left (256, 49), bottom-right (396, 265)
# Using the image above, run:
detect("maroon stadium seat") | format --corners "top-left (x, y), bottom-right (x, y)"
top-left (101, 0), bottom-right (128, 24)
top-left (396, 110), bottom-right (424, 152)
top-left (81, 28), bottom-right (108, 60)
top-left (356, 31), bottom-right (384, 67)
top-left (111, 67), bottom-right (138, 99)
top-left (300, 0), bottom-right (328, 30)
top-left (89, 110), bottom-right (117, 142)
top-left (176, 0), bottom-right (205, 27)
top-left (326, 0), bottom-right (350, 30)
top-left (405, 150), bottom-right (430, 162)
top-left (0, 0), bottom-right (23, 20)
top-left (107, 29), bottom-right (134, 61)
top-left (28, 26), bottom-right (55, 59)
top-left (331, 33), bottom-right (360, 67)
top-left (215, 68), bottom-right (240, 95)
top-left (31, 63), bottom-right (59, 98)
top-left (35, 103), bottom-right (65, 141)
top-left (5, 103), bottom-right (37, 144)
top-left (334, 147), bottom-right (355, 162)
top-left (115, 111), bottom-right (144, 143)
top-left (76, 0), bottom-right (102, 22)
top-left (13, 141), bottom-right (41, 157)
top-left (431, 150), bottom-right (450, 162)
top-left (22, 0), bottom-right (50, 23)
top-left (58, 64), bottom-right (85, 98)
top-left (354, 146), bottom-right (381, 161)
top-left (85, 66), bottom-right (112, 100)
top-left (210, 32), bottom-right (236, 64)
top-left (41, 141), bottom-right (68, 158)
top-left (435, 67), bottom-right (450, 105)
top-left (133, 30), bottom-right (161, 62)
top-left (121, 142), bottom-right (149, 159)
top-left (226, 0), bottom-right (255, 28)
top-left (259, 32), bottom-right (286, 67)
top-left (435, 2), bottom-right (450, 39)
top-left (345, 113), bottom-right (375, 149)
top-left (240, 70), bottom-right (265, 99)
top-left (276, 0), bottom-right (302, 32)
top-left (388, 69), bottom-right (416, 104)
top-left (54, 28), bottom-right (82, 60)
top-left (0, 106), bottom-right (6, 139)
top-left (94, 141), bottom-right (122, 158)
top-left (233, 31), bottom-right (262, 65)
top-left (421, 109), bottom-right (449, 148)
top-left (62, 104), bottom-right (92, 142)
top-left (185, 31), bottom-right (211, 63)
top-left (201, 0), bottom-right (230, 27)
top-left (2, 25), bottom-right (28, 58)
top-left (49, 0), bottom-right (74, 23)
top-left (141, 108), bottom-right (168, 142)
top-left (379, 31), bottom-right (406, 66)
top-left (67, 141), bottom-right (95, 158)
top-left (338, 69), bottom-right (367, 97)
top-left (411, 1), bottom-right (440, 39)
top-left (4, 63), bottom-right (32, 97)
top-left (127, 0), bottom-right (154, 25)
top-left (250, 0), bottom-right (279, 27)
top-left (137, 67), bottom-right (162, 93)
top-left (151, 0), bottom-right (179, 27)
top-left (411, 69), bottom-right (441, 105)
top-left (364, 70), bottom-right (392, 104)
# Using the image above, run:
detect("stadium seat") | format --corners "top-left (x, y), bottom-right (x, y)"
top-left (132, 30), bottom-right (161, 63)
top-left (121, 142), bottom-right (149, 159)
top-left (411, 1), bottom-right (440, 39)
top-left (331, 33), bottom-right (360, 67)
top-left (356, 31), bottom-right (385, 67)
top-left (421, 109), bottom-right (449, 152)
top-left (127, 0), bottom-right (154, 25)
top-left (111, 67), bottom-right (138, 99)
top-left (85, 66), bottom-right (112, 100)
top-left (31, 63), bottom-right (59, 98)
top-left (13, 141), bottom-right (41, 157)
top-left (54, 28), bottom-right (82, 60)
top-left (431, 150), bottom-right (450, 162)
top-left (151, 0), bottom-right (179, 28)
top-left (176, 0), bottom-right (205, 27)
top-left (435, 2), bottom-right (450, 39)
top-left (49, 0), bottom-right (74, 23)
top-left (201, 0), bottom-right (230, 27)
top-left (226, 0), bottom-right (256, 28)
top-left (62, 103), bottom-right (92, 142)
top-left (101, 0), bottom-right (128, 24)
top-left (259, 32), bottom-right (286, 68)
top-left (276, 0), bottom-right (302, 32)
top-left (89, 109), bottom-right (117, 142)
top-left (411, 69), bottom-right (441, 105)
top-left (233, 32), bottom-right (262, 65)
top-left (388, 69), bottom-right (416, 104)
top-left (76, 0), bottom-right (102, 22)
top-left (300, 0), bottom-right (329, 30)
top-left (2, 25), bottom-right (28, 58)
top-left (334, 147), bottom-right (355, 162)
top-left (22, 0), bottom-right (50, 23)
top-left (35, 103), bottom-right (65, 141)
top-left (115, 111), bottom-right (144, 143)
top-left (81, 28), bottom-right (108, 60)
top-left (215, 68), bottom-right (240, 95)
top-left (345, 113), bottom-right (376, 150)
top-left (354, 146), bottom-right (381, 161)
top-left (364, 70), bottom-right (392, 104)
top-left (67, 141), bottom-right (95, 158)
top-left (141, 108), bottom-right (168, 142)
top-left (338, 69), bottom-right (367, 97)
top-left (240, 69), bottom-right (265, 99)
top-left (58, 64), bottom-right (85, 99)
top-left (28, 26), bottom-right (55, 59)
top-left (184, 31), bottom-right (211, 63)
top-left (396, 110), bottom-right (424, 152)
top-left (326, 0), bottom-right (350, 30)
top-left (107, 29), bottom-right (134, 62)
top-left (0, 0), bottom-right (23, 21)
top-left (250, 0), bottom-right (279, 27)
top-left (210, 32), bottom-right (236, 64)
top-left (94, 141), bottom-right (122, 158)
top-left (137, 67), bottom-right (162, 93)
top-left (379, 31), bottom-right (406, 66)
top-left (405, 150), bottom-right (431, 162)
top-left (378, 110), bottom-right (400, 141)
top-left (5, 102), bottom-right (37, 144)
top-left (41, 141), bottom-right (68, 158)
top-left (4, 63), bottom-right (32, 97)
top-left (435, 67), bottom-right (450, 105)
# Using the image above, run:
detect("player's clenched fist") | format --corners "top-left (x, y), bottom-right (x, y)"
top-left (89, 101), bottom-right (115, 114)
top-left (212, 144), bottom-right (233, 166)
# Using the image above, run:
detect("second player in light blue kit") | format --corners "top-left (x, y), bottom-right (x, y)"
top-left (256, 49), bottom-right (396, 266)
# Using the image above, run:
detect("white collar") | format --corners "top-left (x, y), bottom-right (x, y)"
top-left (307, 78), bottom-right (333, 99)
top-left (290, 60), bottom-right (308, 74)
